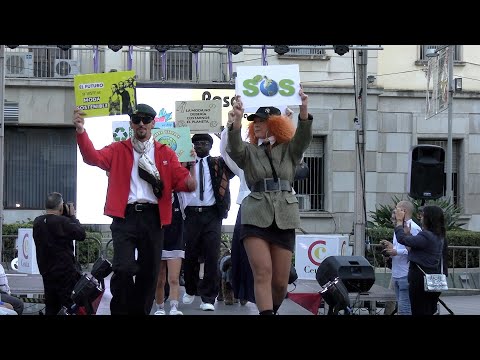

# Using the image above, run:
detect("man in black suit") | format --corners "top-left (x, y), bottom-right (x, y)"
top-left (182, 134), bottom-right (234, 311)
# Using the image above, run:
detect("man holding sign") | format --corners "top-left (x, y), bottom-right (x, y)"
top-left (73, 104), bottom-right (197, 315)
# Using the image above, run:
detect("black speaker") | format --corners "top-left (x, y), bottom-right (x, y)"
top-left (316, 256), bottom-right (375, 293)
top-left (408, 145), bottom-right (445, 200)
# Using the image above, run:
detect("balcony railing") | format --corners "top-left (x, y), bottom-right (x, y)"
top-left (4, 45), bottom-right (331, 84)
top-left (4, 46), bottom-right (230, 83)
top-left (369, 243), bottom-right (480, 290)
top-left (123, 47), bottom-right (229, 83)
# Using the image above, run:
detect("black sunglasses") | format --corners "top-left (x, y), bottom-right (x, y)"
top-left (193, 141), bottom-right (211, 147)
top-left (131, 114), bottom-right (154, 125)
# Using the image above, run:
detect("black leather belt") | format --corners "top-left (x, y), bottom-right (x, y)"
top-left (126, 202), bottom-right (158, 212)
top-left (250, 178), bottom-right (292, 192)
top-left (186, 206), bottom-right (215, 213)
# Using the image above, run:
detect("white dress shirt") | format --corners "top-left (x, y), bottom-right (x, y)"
top-left (391, 218), bottom-right (422, 278)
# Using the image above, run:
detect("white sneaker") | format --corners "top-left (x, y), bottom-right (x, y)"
top-left (183, 293), bottom-right (195, 304)
top-left (200, 302), bottom-right (215, 311)
top-left (154, 308), bottom-right (166, 315)
top-left (169, 308), bottom-right (183, 315)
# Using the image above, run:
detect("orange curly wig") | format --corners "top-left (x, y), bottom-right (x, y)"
top-left (247, 115), bottom-right (295, 145)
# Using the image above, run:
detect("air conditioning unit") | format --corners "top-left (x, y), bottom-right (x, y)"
top-left (296, 194), bottom-right (311, 211)
top-left (54, 59), bottom-right (79, 78)
top-left (5, 53), bottom-right (33, 77)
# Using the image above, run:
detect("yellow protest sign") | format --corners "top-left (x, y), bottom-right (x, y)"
top-left (74, 71), bottom-right (136, 118)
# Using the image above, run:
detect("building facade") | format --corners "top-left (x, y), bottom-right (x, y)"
top-left (3, 45), bottom-right (480, 232)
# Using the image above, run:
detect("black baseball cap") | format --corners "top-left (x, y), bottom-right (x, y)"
top-left (131, 104), bottom-right (157, 118)
top-left (192, 133), bottom-right (213, 145)
top-left (247, 106), bottom-right (281, 121)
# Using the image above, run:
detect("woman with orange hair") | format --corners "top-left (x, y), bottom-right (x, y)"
top-left (226, 90), bottom-right (312, 315)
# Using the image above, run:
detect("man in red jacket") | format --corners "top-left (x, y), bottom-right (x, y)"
top-left (73, 104), bottom-right (197, 315)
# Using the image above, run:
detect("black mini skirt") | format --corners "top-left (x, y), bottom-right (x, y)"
top-left (240, 221), bottom-right (295, 252)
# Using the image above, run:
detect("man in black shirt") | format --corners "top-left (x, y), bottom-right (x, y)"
top-left (33, 192), bottom-right (86, 315)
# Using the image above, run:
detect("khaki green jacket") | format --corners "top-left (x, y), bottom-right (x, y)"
top-left (226, 119), bottom-right (313, 229)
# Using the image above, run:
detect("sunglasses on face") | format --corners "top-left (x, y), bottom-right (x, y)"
top-left (193, 141), bottom-right (211, 147)
top-left (131, 114), bottom-right (154, 125)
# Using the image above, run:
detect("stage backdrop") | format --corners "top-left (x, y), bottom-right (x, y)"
top-left (77, 87), bottom-right (246, 225)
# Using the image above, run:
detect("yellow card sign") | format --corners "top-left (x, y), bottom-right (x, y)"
top-left (74, 71), bottom-right (136, 118)
top-left (174, 100), bottom-right (222, 133)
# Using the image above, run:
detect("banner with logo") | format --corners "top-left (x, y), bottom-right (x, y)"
top-left (74, 70), bottom-right (136, 118)
top-left (17, 228), bottom-right (40, 274)
top-left (235, 64), bottom-right (302, 109)
top-left (152, 127), bottom-right (194, 163)
top-left (294, 234), bottom-right (350, 281)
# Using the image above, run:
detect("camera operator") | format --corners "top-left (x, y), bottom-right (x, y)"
top-left (33, 192), bottom-right (86, 315)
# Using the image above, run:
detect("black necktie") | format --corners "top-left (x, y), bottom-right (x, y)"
top-left (199, 158), bottom-right (204, 201)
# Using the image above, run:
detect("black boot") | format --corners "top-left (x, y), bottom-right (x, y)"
top-left (259, 309), bottom-right (274, 315)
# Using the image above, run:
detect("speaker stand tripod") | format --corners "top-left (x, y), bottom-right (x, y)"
top-left (389, 298), bottom-right (454, 315)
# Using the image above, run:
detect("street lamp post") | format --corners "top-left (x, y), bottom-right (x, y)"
top-left (446, 47), bottom-right (454, 202)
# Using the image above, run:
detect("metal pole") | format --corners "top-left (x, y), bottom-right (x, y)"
top-left (0, 45), bottom-right (5, 261)
top-left (446, 46), bottom-right (454, 202)
top-left (354, 49), bottom-right (367, 257)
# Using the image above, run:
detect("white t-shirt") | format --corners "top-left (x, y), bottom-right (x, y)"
top-left (391, 219), bottom-right (422, 278)
top-left (0, 264), bottom-right (11, 295)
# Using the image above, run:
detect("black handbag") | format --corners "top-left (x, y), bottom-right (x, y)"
top-left (294, 161), bottom-right (309, 181)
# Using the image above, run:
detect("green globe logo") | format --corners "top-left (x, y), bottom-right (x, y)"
top-left (113, 127), bottom-right (129, 141)
top-left (156, 135), bottom-right (177, 151)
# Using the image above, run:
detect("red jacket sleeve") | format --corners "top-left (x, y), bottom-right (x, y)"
top-left (167, 148), bottom-right (190, 192)
top-left (76, 130), bottom-right (113, 171)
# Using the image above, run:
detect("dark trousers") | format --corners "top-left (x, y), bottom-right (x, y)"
top-left (183, 207), bottom-right (222, 305)
top-left (109, 206), bottom-right (164, 315)
top-left (231, 207), bottom-right (255, 303)
top-left (408, 263), bottom-right (441, 315)
top-left (43, 271), bottom-right (81, 315)
top-left (0, 291), bottom-right (24, 315)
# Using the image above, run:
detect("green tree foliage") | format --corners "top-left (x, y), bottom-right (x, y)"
top-left (369, 195), bottom-right (466, 230)
top-left (1, 220), bottom-right (102, 268)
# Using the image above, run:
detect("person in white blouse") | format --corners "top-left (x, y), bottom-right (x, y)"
top-left (381, 200), bottom-right (421, 315)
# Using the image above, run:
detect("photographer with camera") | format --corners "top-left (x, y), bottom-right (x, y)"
top-left (33, 192), bottom-right (86, 315)
top-left (380, 200), bottom-right (420, 315)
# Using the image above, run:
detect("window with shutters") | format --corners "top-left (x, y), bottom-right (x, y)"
top-left (419, 45), bottom-right (462, 61)
top-left (293, 136), bottom-right (325, 211)
top-left (4, 127), bottom-right (77, 209)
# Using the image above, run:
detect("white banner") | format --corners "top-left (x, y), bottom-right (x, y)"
top-left (426, 46), bottom-right (450, 119)
top-left (17, 228), bottom-right (39, 274)
top-left (294, 234), bottom-right (350, 280)
top-left (235, 65), bottom-right (302, 109)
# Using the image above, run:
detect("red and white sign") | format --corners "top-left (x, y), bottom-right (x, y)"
top-left (17, 228), bottom-right (39, 274)
top-left (294, 234), bottom-right (350, 280)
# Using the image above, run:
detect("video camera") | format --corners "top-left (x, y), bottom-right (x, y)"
top-left (58, 257), bottom-right (113, 315)
top-left (62, 202), bottom-right (74, 217)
